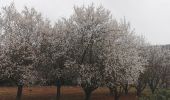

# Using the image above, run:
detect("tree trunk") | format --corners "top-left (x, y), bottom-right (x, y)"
top-left (135, 80), bottom-right (146, 97)
top-left (108, 87), bottom-right (114, 95)
top-left (85, 90), bottom-right (92, 100)
top-left (114, 87), bottom-right (120, 100)
top-left (151, 88), bottom-right (155, 94)
top-left (82, 86), bottom-right (97, 100)
top-left (124, 84), bottom-right (128, 95)
top-left (149, 84), bottom-right (156, 94)
top-left (16, 85), bottom-right (23, 100)
top-left (56, 80), bottom-right (61, 100)
top-left (136, 89), bottom-right (142, 97)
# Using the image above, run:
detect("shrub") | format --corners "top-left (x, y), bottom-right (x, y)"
top-left (139, 89), bottom-right (170, 100)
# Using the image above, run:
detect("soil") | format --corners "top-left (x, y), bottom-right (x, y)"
top-left (0, 86), bottom-right (138, 100)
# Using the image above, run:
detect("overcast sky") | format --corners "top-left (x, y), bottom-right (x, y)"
top-left (0, 0), bottom-right (170, 45)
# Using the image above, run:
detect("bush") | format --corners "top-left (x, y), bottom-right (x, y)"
top-left (139, 89), bottom-right (170, 100)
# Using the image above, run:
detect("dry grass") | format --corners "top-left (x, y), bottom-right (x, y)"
top-left (0, 86), bottom-right (137, 100)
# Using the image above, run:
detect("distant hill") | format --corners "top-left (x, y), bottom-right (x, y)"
top-left (161, 44), bottom-right (170, 50)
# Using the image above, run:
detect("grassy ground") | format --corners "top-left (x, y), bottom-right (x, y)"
top-left (0, 86), bottom-right (138, 100)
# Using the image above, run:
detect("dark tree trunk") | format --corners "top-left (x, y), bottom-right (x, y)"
top-left (56, 80), bottom-right (61, 100)
top-left (108, 87), bottom-right (114, 95)
top-left (82, 86), bottom-right (98, 100)
top-left (136, 89), bottom-right (142, 97)
top-left (135, 83), bottom-right (146, 97)
top-left (151, 88), bottom-right (155, 94)
top-left (85, 90), bottom-right (92, 100)
top-left (16, 85), bottom-right (23, 100)
top-left (149, 83), bottom-right (156, 94)
top-left (114, 87), bottom-right (120, 100)
top-left (148, 74), bottom-right (160, 94)
top-left (124, 83), bottom-right (128, 95)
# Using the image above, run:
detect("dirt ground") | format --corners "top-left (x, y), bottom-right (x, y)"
top-left (0, 86), bottom-right (138, 100)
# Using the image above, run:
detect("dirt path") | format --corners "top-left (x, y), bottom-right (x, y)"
top-left (0, 86), bottom-right (137, 100)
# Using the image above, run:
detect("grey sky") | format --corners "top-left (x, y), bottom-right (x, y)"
top-left (0, 0), bottom-right (170, 45)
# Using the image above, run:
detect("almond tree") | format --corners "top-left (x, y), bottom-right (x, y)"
top-left (1, 4), bottom-right (72, 100)
top-left (65, 5), bottom-right (115, 100)
top-left (133, 40), bottom-right (149, 97)
top-left (103, 21), bottom-right (146, 100)
top-left (159, 48), bottom-right (170, 88)
top-left (146, 46), bottom-right (170, 93)
top-left (35, 19), bottom-right (71, 100)
top-left (0, 13), bottom-right (9, 81)
top-left (0, 4), bottom-right (39, 100)
top-left (0, 34), bottom-right (13, 83)
top-left (0, 5), bottom-right (16, 89)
